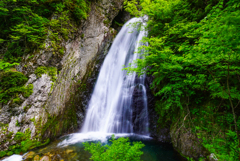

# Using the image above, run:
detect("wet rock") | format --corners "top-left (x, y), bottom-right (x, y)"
top-left (33, 155), bottom-right (40, 161)
top-left (40, 156), bottom-right (50, 161)
top-left (26, 74), bottom-right (37, 85)
top-left (51, 154), bottom-right (63, 161)
top-left (33, 148), bottom-right (78, 161)
top-left (132, 84), bottom-right (148, 134)
top-left (8, 116), bottom-right (21, 134)
top-left (170, 126), bottom-right (209, 160)
top-left (209, 153), bottom-right (218, 161)
top-left (155, 128), bottom-right (171, 142)
top-left (66, 149), bottom-right (73, 154)
top-left (0, 105), bottom-right (12, 124)
top-left (143, 75), bottom-right (172, 142)
top-left (23, 151), bottom-right (36, 160)
top-left (111, 9), bottom-right (131, 32)
top-left (44, 152), bottom-right (55, 158)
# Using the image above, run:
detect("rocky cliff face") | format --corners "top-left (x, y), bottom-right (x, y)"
top-left (169, 110), bottom-right (218, 161)
top-left (170, 124), bottom-right (209, 160)
top-left (0, 0), bottom-right (124, 153)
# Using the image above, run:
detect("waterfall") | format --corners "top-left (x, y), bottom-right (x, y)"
top-left (1, 18), bottom-right (150, 161)
top-left (81, 17), bottom-right (149, 135)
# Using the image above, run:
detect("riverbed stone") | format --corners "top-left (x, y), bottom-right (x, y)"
top-left (40, 156), bottom-right (50, 161)
top-left (33, 155), bottom-right (40, 161)
top-left (66, 149), bottom-right (74, 154)
top-left (23, 151), bottom-right (36, 160)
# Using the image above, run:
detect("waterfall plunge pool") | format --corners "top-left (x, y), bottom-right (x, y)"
top-left (2, 133), bottom-right (186, 161)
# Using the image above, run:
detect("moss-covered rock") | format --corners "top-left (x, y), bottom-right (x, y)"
top-left (23, 151), bottom-right (36, 160)
top-left (33, 155), bottom-right (40, 161)
top-left (34, 66), bottom-right (57, 82)
top-left (40, 156), bottom-right (50, 161)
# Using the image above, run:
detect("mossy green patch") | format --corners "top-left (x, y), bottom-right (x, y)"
top-left (35, 66), bottom-right (57, 82)
top-left (103, 19), bottom-right (110, 25)
top-left (15, 120), bottom-right (20, 127)
top-left (49, 82), bottom-right (54, 94)
top-left (23, 84), bottom-right (34, 97)
top-left (81, 34), bottom-right (84, 39)
top-left (59, 47), bottom-right (65, 55)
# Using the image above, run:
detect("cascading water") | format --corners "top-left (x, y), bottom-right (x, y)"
top-left (81, 17), bottom-right (149, 135)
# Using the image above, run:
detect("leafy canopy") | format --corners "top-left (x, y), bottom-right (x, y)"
top-left (124, 0), bottom-right (240, 160)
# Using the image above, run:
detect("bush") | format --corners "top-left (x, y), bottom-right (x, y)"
top-left (83, 135), bottom-right (145, 161)
top-left (0, 129), bottom-right (50, 158)
top-left (0, 151), bottom-right (6, 158)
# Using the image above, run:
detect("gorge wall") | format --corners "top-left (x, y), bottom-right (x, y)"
top-left (0, 0), bottom-right (125, 155)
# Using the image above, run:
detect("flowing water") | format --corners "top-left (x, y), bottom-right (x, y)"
top-left (81, 17), bottom-right (149, 135)
top-left (1, 18), bottom-right (185, 161)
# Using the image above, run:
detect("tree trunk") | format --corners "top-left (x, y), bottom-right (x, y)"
top-left (226, 57), bottom-right (240, 159)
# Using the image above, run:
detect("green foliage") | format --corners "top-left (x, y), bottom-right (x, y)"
top-left (0, 129), bottom-right (50, 158)
top-left (12, 96), bottom-right (22, 104)
top-left (35, 66), bottom-right (48, 77)
top-left (15, 120), bottom-right (20, 127)
top-left (0, 71), bottom-right (27, 90)
top-left (0, 71), bottom-right (33, 104)
top-left (114, 21), bottom-right (123, 27)
top-left (0, 151), bottom-right (6, 158)
top-left (6, 151), bottom-right (13, 156)
top-left (59, 47), bottom-right (65, 55)
top-left (0, 71), bottom-right (28, 104)
top-left (124, 0), bottom-right (240, 160)
top-left (83, 135), bottom-right (145, 161)
top-left (201, 130), bottom-right (240, 161)
top-left (0, 60), bottom-right (19, 71)
top-left (0, 0), bottom-right (90, 63)
top-left (23, 84), bottom-right (34, 98)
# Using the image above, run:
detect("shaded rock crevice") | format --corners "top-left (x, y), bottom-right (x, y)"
top-left (144, 75), bottom-right (172, 142)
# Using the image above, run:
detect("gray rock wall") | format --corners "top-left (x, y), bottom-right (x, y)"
top-left (170, 112), bottom-right (210, 160)
top-left (0, 0), bottom-right (124, 152)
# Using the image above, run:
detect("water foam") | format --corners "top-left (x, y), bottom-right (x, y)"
top-left (57, 132), bottom-right (151, 147)
top-left (1, 154), bottom-right (23, 161)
